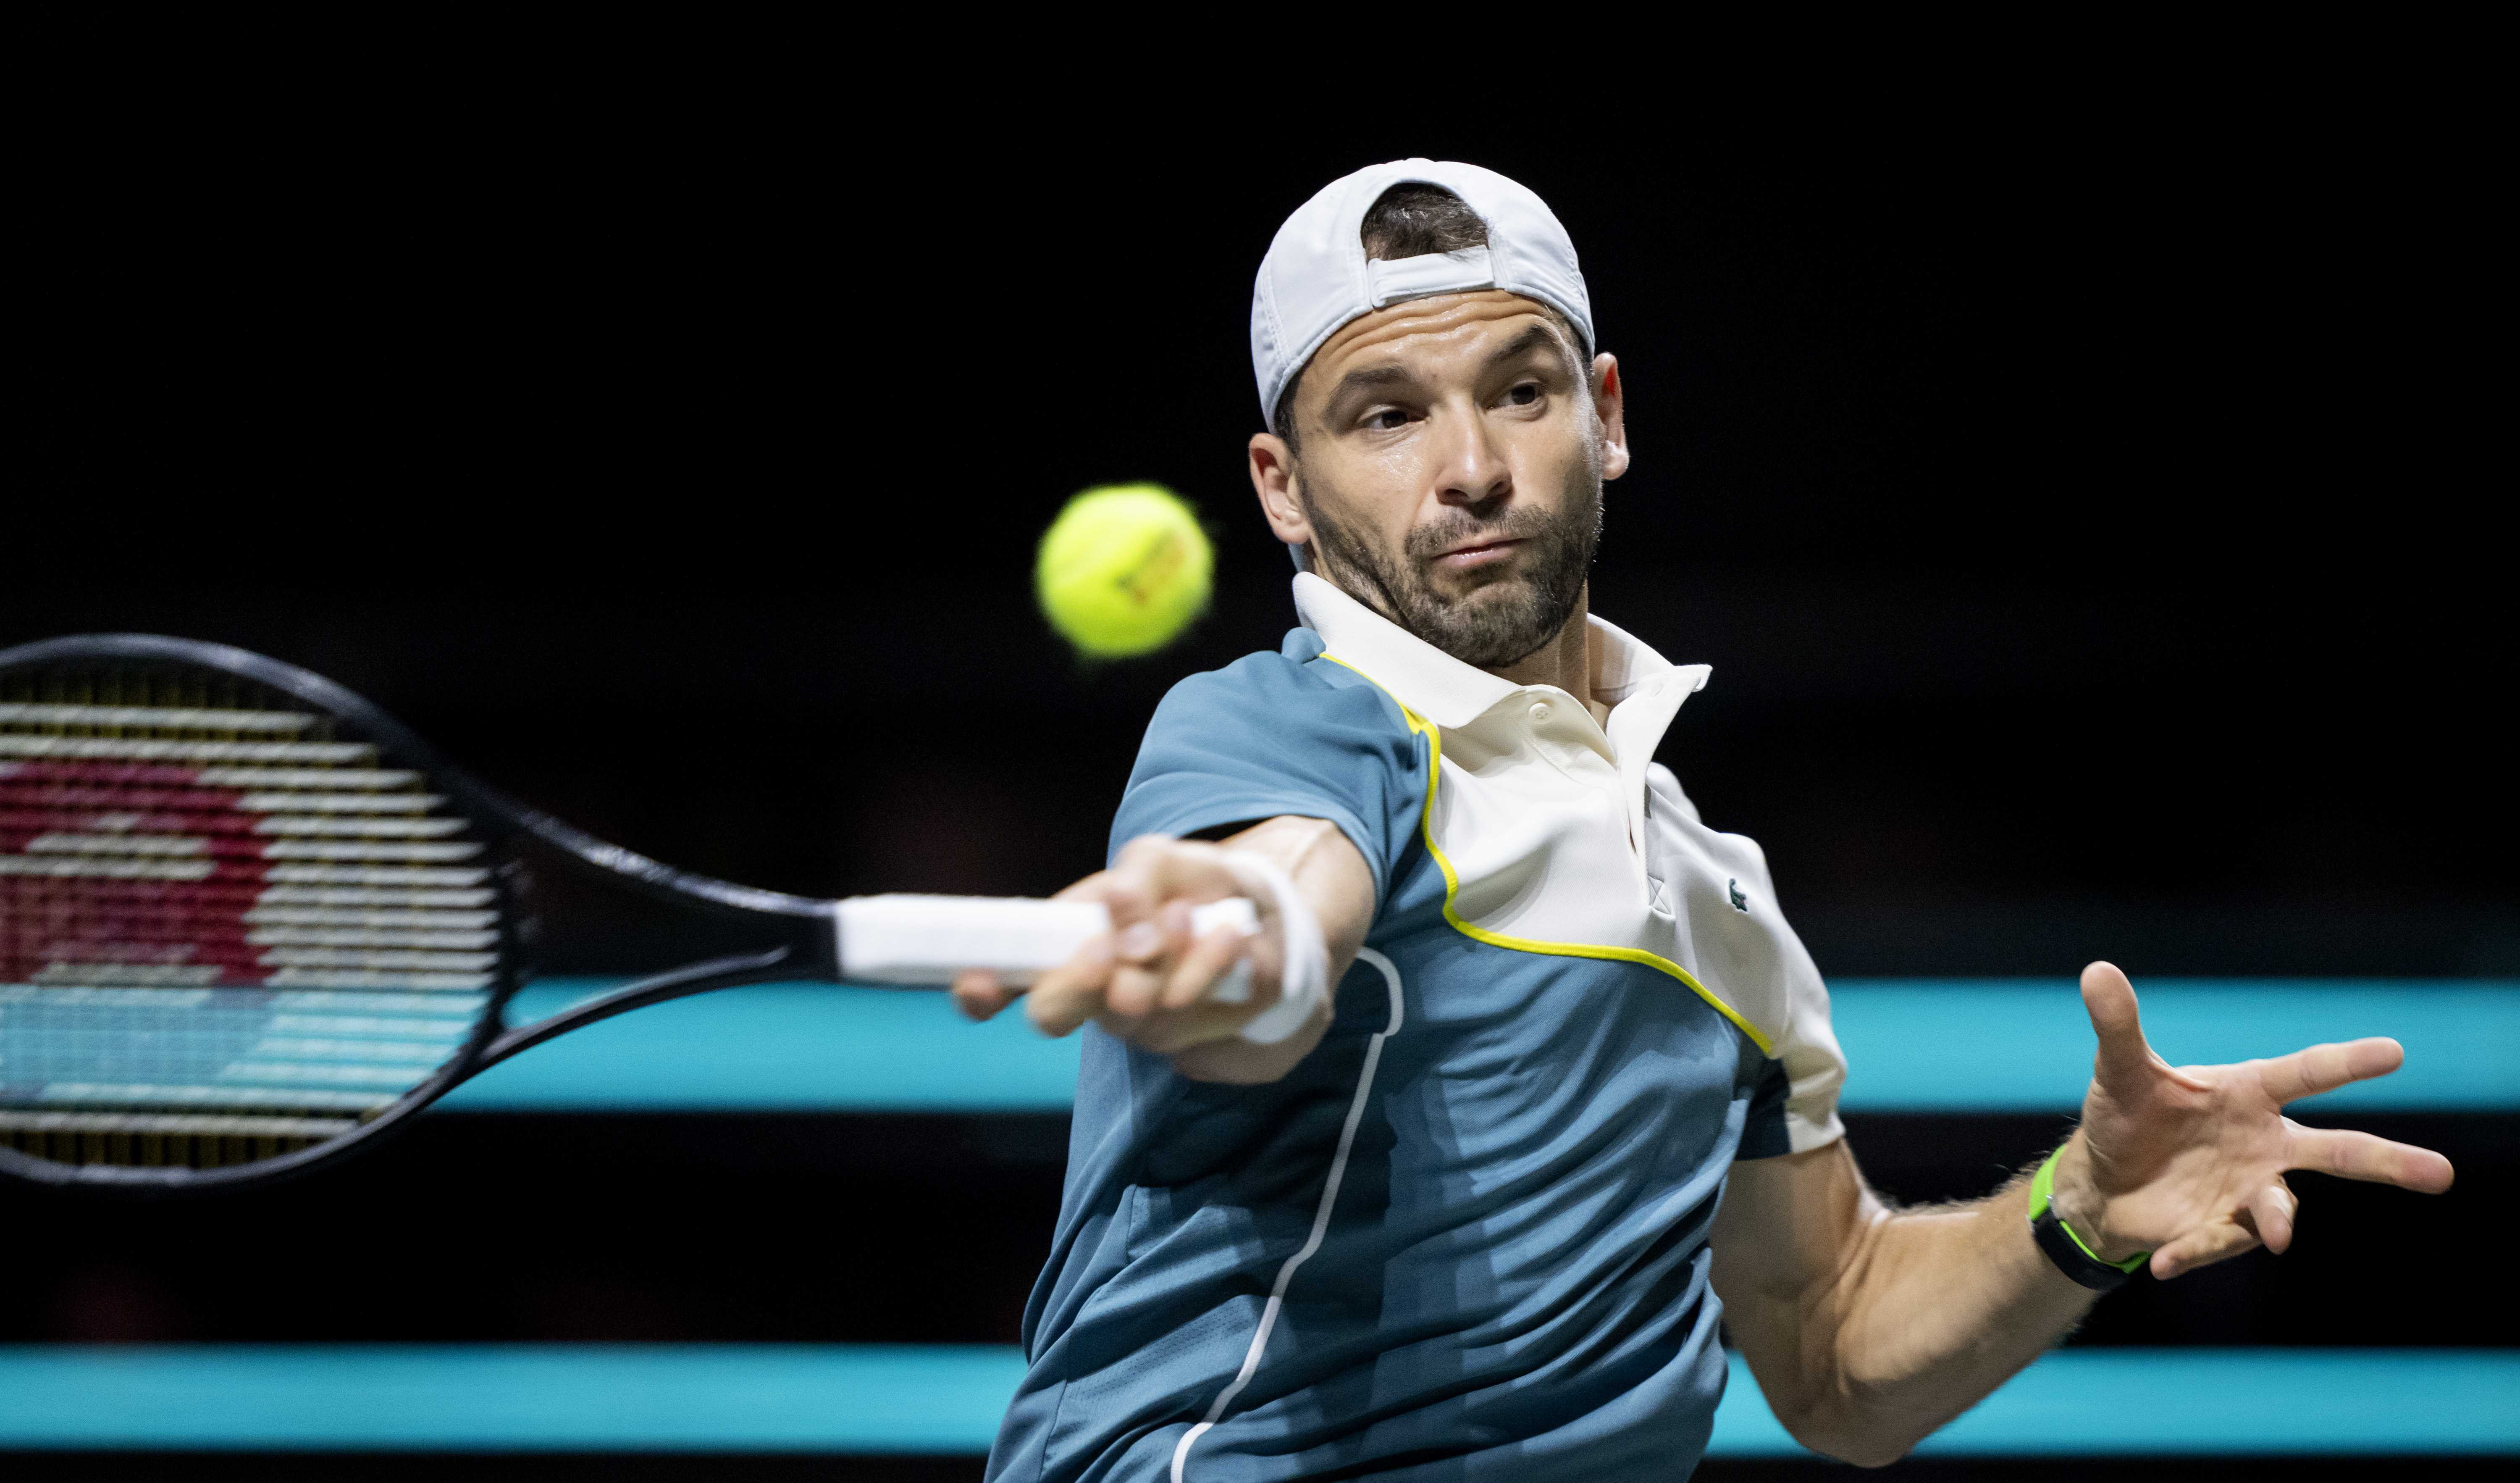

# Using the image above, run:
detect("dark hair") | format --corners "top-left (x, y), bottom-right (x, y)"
top-left (1270, 184), bottom-right (1587, 451)
top-left (1357, 182), bottom-right (1491, 262)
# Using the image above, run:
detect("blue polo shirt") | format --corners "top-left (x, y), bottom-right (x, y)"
top-left (989, 575), bottom-right (1847, 1482)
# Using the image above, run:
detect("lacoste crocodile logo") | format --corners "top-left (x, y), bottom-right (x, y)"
top-left (1728, 878), bottom-right (1750, 912)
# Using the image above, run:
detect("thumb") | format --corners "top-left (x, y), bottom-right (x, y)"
top-left (2080, 961), bottom-right (2155, 1085)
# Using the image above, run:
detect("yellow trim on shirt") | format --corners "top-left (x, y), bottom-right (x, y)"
top-left (1318, 652), bottom-right (1775, 1057)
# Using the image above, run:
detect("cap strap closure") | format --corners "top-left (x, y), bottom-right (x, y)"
top-left (1365, 247), bottom-right (1495, 309)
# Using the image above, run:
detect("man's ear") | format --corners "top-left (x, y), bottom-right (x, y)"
top-left (1592, 353), bottom-right (1630, 481)
top-left (1249, 432), bottom-right (1312, 545)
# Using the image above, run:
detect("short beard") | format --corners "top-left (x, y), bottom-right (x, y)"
top-left (1300, 464), bottom-right (1604, 669)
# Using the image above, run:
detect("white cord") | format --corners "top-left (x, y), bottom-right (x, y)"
top-left (1219, 849), bottom-right (1328, 1045)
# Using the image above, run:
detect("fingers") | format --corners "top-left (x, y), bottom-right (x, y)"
top-left (1160, 915), bottom-right (1260, 1012)
top-left (1109, 902), bottom-right (1265, 1051)
top-left (1093, 842), bottom-right (1219, 1019)
top-left (2243, 1180), bottom-right (2297, 1255)
top-left (1019, 836), bottom-right (1265, 1048)
top-left (2286, 1123), bottom-right (2457, 1193)
top-left (2157, 1178), bottom-right (2314, 1277)
top-left (2257, 1037), bottom-right (2405, 1105)
top-left (1104, 900), bottom-right (1190, 1017)
top-left (1022, 893), bottom-right (1255, 1042)
top-left (2079, 962), bottom-right (2158, 1085)
top-left (950, 970), bottom-right (1018, 1022)
top-left (2138, 1127), bottom-right (2452, 1284)
top-left (1026, 933), bottom-right (1116, 1038)
top-left (2150, 1217), bottom-right (2261, 1281)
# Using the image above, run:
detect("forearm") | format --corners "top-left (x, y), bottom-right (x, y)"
top-left (1813, 1173), bottom-right (2092, 1459)
top-left (1717, 1141), bottom-right (2095, 1466)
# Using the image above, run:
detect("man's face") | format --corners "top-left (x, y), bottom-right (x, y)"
top-left (1252, 291), bottom-right (1628, 669)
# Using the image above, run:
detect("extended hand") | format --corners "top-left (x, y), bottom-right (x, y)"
top-left (2046, 962), bottom-right (2456, 1281)
top-left (949, 836), bottom-right (1292, 1058)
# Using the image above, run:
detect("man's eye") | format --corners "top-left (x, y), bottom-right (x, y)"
top-left (1506, 383), bottom-right (1541, 407)
top-left (1368, 409), bottom-right (1410, 430)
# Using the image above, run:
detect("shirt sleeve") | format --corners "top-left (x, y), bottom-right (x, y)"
top-left (1109, 633), bottom-right (1427, 909)
top-left (1730, 854), bottom-right (1847, 1160)
top-left (1736, 964), bottom-right (1846, 1159)
top-left (1736, 1059), bottom-right (1796, 1160)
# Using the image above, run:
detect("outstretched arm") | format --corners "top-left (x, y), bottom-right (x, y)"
top-left (1712, 1138), bottom-right (2079, 1467)
top-left (1712, 961), bottom-right (2456, 1467)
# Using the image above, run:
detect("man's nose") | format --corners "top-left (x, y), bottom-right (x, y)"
top-left (1428, 399), bottom-right (1512, 515)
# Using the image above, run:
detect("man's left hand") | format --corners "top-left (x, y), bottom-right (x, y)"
top-left (2049, 962), bottom-right (2457, 1281)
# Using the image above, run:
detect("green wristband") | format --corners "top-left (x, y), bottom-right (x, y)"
top-left (2027, 1147), bottom-right (2149, 1291)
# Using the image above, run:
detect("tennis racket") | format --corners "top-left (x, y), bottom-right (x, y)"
top-left (0, 633), bottom-right (1255, 1192)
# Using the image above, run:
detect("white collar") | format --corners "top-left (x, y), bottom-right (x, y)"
top-left (1291, 571), bottom-right (1707, 731)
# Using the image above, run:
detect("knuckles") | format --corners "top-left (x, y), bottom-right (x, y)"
top-left (1032, 834), bottom-right (1280, 1058)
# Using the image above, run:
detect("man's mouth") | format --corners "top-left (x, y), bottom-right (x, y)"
top-left (1432, 537), bottom-right (1524, 572)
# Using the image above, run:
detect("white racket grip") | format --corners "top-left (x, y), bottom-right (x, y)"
top-left (832, 894), bottom-right (1259, 999)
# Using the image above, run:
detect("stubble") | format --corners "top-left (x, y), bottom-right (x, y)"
top-left (1301, 458), bottom-right (1604, 669)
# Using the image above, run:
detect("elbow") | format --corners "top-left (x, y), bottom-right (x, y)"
top-left (1819, 1436), bottom-right (1919, 1471)
top-left (1785, 1424), bottom-right (1917, 1470)
top-left (1769, 1396), bottom-right (1924, 1470)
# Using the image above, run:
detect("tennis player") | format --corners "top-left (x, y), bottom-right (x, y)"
top-left (953, 160), bottom-right (2455, 1481)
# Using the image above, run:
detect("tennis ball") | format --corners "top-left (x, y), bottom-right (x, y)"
top-left (1036, 483), bottom-right (1214, 658)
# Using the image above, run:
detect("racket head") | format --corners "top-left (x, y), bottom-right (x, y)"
top-left (0, 634), bottom-right (529, 1191)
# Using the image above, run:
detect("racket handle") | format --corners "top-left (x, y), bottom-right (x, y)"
top-left (832, 894), bottom-right (1260, 1000)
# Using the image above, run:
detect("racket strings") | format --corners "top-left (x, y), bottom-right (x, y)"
top-left (1, 662), bottom-right (505, 1170)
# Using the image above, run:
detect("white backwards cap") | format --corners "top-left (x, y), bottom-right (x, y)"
top-left (1250, 158), bottom-right (1594, 426)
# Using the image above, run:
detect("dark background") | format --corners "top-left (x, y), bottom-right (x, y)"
top-left (10, 70), bottom-right (2509, 1478)
top-left (17, 95), bottom-right (2510, 977)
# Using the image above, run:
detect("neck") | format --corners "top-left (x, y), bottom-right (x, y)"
top-left (1485, 585), bottom-right (1595, 700)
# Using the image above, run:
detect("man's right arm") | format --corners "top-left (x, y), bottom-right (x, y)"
top-left (948, 817), bottom-right (1376, 1083)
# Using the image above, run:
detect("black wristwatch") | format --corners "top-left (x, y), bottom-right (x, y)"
top-left (2028, 1149), bottom-right (2149, 1292)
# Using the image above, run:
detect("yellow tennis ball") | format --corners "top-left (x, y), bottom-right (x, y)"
top-left (1036, 484), bottom-right (1214, 658)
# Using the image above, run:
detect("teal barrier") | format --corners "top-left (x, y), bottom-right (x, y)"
top-left (0, 1346), bottom-right (2511, 1454)
top-left (448, 981), bottom-right (1083, 1112)
top-left (0, 1345), bottom-right (1021, 1453)
top-left (1831, 980), bottom-right (2519, 1112)
top-left (438, 979), bottom-right (2520, 1113)
top-left (1711, 1349), bottom-right (2520, 1457)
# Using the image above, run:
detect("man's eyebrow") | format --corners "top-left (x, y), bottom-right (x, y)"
top-left (1487, 323), bottom-right (1575, 373)
top-left (1320, 322), bottom-right (1578, 415)
top-left (1322, 363), bottom-right (1417, 409)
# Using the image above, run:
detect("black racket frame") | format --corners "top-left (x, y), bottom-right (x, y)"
top-left (0, 633), bottom-right (843, 1192)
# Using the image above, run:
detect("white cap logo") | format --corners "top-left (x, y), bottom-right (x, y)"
top-left (1249, 158), bottom-right (1594, 426)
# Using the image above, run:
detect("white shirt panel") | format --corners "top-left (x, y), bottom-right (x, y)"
top-left (1294, 573), bottom-right (1847, 1152)
top-left (1433, 704), bottom-right (1648, 944)
top-left (1643, 764), bottom-right (1847, 1152)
